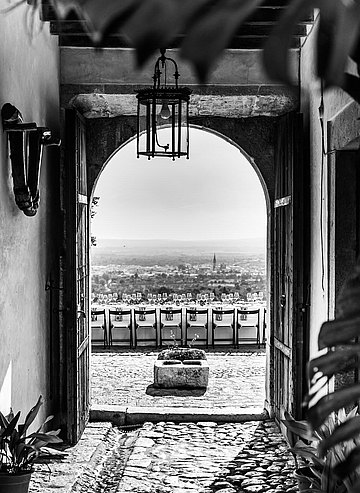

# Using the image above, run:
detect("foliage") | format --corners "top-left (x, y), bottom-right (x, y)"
top-left (158, 347), bottom-right (206, 361)
top-left (0, 395), bottom-right (62, 475)
top-left (90, 196), bottom-right (100, 247)
top-left (40, 0), bottom-right (360, 101)
top-left (283, 409), bottom-right (360, 492)
top-left (305, 263), bottom-right (360, 493)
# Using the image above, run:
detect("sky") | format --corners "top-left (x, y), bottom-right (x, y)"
top-left (92, 127), bottom-right (267, 242)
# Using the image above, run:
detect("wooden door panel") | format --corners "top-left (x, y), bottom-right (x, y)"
top-left (65, 110), bottom-right (90, 444)
top-left (273, 112), bottom-right (305, 419)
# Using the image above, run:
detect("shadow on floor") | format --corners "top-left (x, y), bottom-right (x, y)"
top-left (146, 384), bottom-right (207, 396)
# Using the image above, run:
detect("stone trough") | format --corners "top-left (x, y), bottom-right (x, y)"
top-left (154, 348), bottom-right (209, 389)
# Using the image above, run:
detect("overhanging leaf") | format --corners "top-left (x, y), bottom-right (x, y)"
top-left (263, 0), bottom-right (317, 84)
top-left (318, 316), bottom-right (360, 350)
top-left (315, 0), bottom-right (338, 81)
top-left (123, 0), bottom-right (211, 67)
top-left (318, 416), bottom-right (360, 458)
top-left (307, 385), bottom-right (360, 429)
top-left (341, 74), bottom-right (360, 106)
top-left (317, 0), bottom-right (360, 87)
top-left (52, 0), bottom-right (142, 43)
top-left (308, 347), bottom-right (360, 382)
top-left (181, 0), bottom-right (264, 83)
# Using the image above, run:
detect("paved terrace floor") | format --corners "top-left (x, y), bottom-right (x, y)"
top-left (91, 348), bottom-right (266, 410)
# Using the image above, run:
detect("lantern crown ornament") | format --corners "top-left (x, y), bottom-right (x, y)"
top-left (136, 49), bottom-right (191, 160)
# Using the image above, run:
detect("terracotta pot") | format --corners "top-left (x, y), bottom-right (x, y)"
top-left (294, 466), bottom-right (316, 491)
top-left (0, 472), bottom-right (32, 493)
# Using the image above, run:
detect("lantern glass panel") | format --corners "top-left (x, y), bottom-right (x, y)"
top-left (137, 93), bottom-right (189, 158)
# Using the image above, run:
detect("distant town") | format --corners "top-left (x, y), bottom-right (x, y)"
top-left (91, 239), bottom-right (266, 301)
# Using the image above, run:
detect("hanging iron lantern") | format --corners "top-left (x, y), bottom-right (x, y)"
top-left (136, 49), bottom-right (191, 160)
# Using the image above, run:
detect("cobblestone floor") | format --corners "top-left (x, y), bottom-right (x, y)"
top-left (117, 420), bottom-right (297, 493)
top-left (29, 420), bottom-right (297, 493)
top-left (91, 349), bottom-right (266, 409)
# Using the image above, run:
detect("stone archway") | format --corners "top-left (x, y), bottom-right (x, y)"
top-left (86, 115), bottom-right (276, 414)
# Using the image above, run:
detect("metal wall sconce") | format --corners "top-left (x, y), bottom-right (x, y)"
top-left (1, 103), bottom-right (61, 216)
top-left (136, 49), bottom-right (191, 160)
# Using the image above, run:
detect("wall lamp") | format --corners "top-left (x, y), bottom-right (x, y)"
top-left (1, 103), bottom-right (61, 216)
top-left (136, 49), bottom-right (191, 160)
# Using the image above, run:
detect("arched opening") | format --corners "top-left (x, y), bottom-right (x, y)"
top-left (89, 126), bottom-right (269, 411)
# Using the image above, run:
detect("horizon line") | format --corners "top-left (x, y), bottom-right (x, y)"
top-left (96, 237), bottom-right (266, 242)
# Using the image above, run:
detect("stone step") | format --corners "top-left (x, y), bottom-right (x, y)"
top-left (90, 405), bottom-right (269, 426)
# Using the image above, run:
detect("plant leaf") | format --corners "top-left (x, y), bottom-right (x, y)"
top-left (349, 477), bottom-right (360, 493)
top-left (318, 316), bottom-right (360, 350)
top-left (308, 347), bottom-right (360, 381)
top-left (27, 432), bottom-right (63, 446)
top-left (333, 446), bottom-right (360, 480)
top-left (263, 0), bottom-right (316, 84)
top-left (318, 416), bottom-right (360, 458)
top-left (21, 395), bottom-right (43, 438)
top-left (123, 0), bottom-right (211, 67)
top-left (281, 419), bottom-right (314, 441)
top-left (307, 385), bottom-right (360, 430)
top-left (317, 0), bottom-right (360, 87)
top-left (52, 0), bottom-right (142, 43)
top-left (3, 411), bottom-right (20, 439)
top-left (181, 0), bottom-right (264, 82)
top-left (0, 411), bottom-right (10, 430)
top-left (341, 73), bottom-right (360, 106)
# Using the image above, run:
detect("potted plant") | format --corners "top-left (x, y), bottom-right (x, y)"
top-left (0, 395), bottom-right (63, 493)
top-left (158, 332), bottom-right (205, 361)
top-left (282, 408), bottom-right (360, 492)
top-left (154, 332), bottom-right (209, 388)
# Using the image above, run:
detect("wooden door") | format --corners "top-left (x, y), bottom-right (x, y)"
top-left (65, 110), bottom-right (90, 444)
top-left (273, 112), bottom-right (308, 420)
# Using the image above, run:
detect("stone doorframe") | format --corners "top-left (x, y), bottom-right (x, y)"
top-left (328, 101), bottom-right (360, 320)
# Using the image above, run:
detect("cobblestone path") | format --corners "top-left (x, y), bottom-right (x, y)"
top-left (91, 349), bottom-right (266, 409)
top-left (117, 421), bottom-right (297, 493)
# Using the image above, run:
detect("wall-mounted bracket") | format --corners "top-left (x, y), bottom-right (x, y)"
top-left (1, 103), bottom-right (61, 217)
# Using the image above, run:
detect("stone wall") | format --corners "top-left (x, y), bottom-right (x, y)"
top-left (0, 6), bottom-right (60, 422)
top-left (300, 15), bottom-right (360, 363)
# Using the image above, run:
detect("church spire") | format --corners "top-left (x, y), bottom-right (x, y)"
top-left (213, 253), bottom-right (217, 271)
